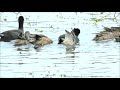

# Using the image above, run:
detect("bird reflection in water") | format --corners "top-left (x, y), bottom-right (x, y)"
top-left (65, 46), bottom-right (76, 58)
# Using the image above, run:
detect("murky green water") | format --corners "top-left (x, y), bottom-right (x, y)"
top-left (0, 12), bottom-right (120, 78)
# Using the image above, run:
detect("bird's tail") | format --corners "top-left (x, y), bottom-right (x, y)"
top-left (0, 33), bottom-right (4, 40)
top-left (0, 33), bottom-right (4, 37)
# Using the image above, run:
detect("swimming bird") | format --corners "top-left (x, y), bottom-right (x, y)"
top-left (58, 28), bottom-right (80, 44)
top-left (14, 31), bottom-right (34, 46)
top-left (115, 36), bottom-right (120, 42)
top-left (29, 34), bottom-right (53, 49)
top-left (93, 27), bottom-right (120, 41)
top-left (0, 16), bottom-right (24, 42)
top-left (62, 30), bottom-right (77, 46)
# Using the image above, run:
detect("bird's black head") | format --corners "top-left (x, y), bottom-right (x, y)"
top-left (72, 28), bottom-right (80, 36)
top-left (18, 16), bottom-right (24, 23)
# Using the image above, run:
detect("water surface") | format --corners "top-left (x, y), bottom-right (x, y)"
top-left (0, 12), bottom-right (120, 78)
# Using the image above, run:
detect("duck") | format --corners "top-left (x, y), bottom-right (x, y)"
top-left (13, 31), bottom-right (34, 46)
top-left (58, 28), bottom-right (80, 44)
top-left (29, 34), bottom-right (53, 49)
top-left (104, 27), bottom-right (120, 32)
top-left (115, 36), bottom-right (120, 42)
top-left (93, 27), bottom-right (120, 41)
top-left (0, 16), bottom-right (24, 42)
top-left (62, 30), bottom-right (77, 46)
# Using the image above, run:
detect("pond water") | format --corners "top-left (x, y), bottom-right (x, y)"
top-left (0, 12), bottom-right (120, 78)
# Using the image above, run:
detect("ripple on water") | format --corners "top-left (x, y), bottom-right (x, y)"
top-left (0, 12), bottom-right (120, 78)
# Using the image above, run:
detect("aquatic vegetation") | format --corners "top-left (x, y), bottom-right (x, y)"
top-left (91, 12), bottom-right (120, 25)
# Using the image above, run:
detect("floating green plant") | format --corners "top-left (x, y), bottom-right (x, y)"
top-left (91, 12), bottom-right (120, 25)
